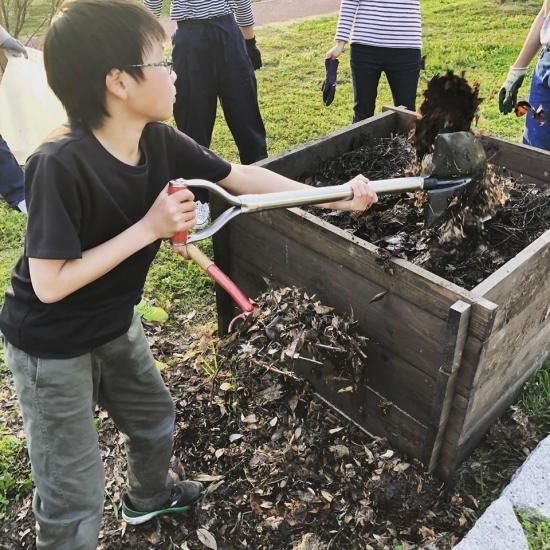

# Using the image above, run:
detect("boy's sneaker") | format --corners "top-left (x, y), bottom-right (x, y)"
top-left (121, 480), bottom-right (204, 525)
top-left (195, 201), bottom-right (210, 230)
top-left (137, 299), bottom-right (168, 324)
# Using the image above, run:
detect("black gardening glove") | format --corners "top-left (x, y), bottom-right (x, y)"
top-left (322, 58), bottom-right (339, 106)
top-left (245, 37), bottom-right (262, 70)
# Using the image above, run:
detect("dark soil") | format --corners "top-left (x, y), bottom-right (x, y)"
top-left (0, 289), bottom-right (545, 550)
top-left (303, 134), bottom-right (549, 290)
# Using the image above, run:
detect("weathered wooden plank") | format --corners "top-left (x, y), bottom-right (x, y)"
top-left (461, 309), bottom-right (550, 436)
top-left (255, 110), bottom-right (399, 179)
top-left (292, 357), bottom-right (430, 460)
top-left (227, 219), bottom-right (448, 378)
top-left (231, 207), bottom-right (497, 341)
top-left (460, 330), bottom-right (549, 447)
top-left (224, 250), bottom-right (437, 423)
top-left (365, 345), bottom-right (435, 423)
top-left (479, 135), bottom-right (550, 185)
top-left (473, 230), bottom-right (550, 331)
top-left (428, 300), bottom-right (472, 472)
top-left (381, 105), bottom-right (418, 135)
top-left (435, 393), bottom-right (471, 478)
top-left (475, 279), bottom-right (550, 392)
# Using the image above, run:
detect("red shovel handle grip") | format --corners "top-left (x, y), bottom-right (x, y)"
top-left (168, 180), bottom-right (188, 246)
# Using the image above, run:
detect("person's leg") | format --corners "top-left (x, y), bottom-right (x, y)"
top-left (216, 17), bottom-right (267, 165)
top-left (350, 44), bottom-right (384, 122)
top-left (524, 51), bottom-right (550, 151)
top-left (0, 134), bottom-right (25, 210)
top-left (96, 310), bottom-right (177, 510)
top-left (172, 23), bottom-right (219, 203)
top-left (384, 47), bottom-right (422, 112)
top-left (4, 342), bottom-right (103, 550)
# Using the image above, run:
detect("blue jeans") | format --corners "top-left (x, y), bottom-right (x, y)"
top-left (524, 48), bottom-right (550, 150)
top-left (350, 44), bottom-right (421, 122)
top-left (0, 134), bottom-right (24, 207)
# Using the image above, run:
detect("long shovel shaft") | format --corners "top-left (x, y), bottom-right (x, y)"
top-left (240, 177), bottom-right (427, 212)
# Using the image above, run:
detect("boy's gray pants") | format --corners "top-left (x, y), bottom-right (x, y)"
top-left (3, 310), bottom-right (176, 550)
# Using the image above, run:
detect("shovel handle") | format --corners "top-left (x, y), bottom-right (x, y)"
top-left (186, 244), bottom-right (254, 314)
top-left (168, 180), bottom-right (189, 246)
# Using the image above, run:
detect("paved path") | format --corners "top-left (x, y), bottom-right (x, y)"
top-left (160, 0), bottom-right (340, 35)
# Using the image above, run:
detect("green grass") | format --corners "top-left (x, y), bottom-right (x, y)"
top-left (0, 426), bottom-right (31, 520)
top-left (520, 362), bottom-right (550, 434)
top-left (517, 511), bottom-right (550, 550)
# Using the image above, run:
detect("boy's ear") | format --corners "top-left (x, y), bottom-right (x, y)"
top-left (105, 69), bottom-right (130, 100)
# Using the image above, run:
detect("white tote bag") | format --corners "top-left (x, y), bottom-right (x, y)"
top-left (0, 48), bottom-right (66, 164)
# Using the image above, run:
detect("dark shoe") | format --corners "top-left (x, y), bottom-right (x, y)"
top-left (121, 481), bottom-right (204, 525)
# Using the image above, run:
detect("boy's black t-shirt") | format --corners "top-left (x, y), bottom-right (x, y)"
top-left (0, 122), bottom-right (231, 359)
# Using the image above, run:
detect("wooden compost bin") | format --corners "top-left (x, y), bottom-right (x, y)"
top-left (213, 108), bottom-right (550, 478)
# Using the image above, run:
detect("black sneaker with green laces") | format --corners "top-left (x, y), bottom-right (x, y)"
top-left (121, 480), bottom-right (204, 525)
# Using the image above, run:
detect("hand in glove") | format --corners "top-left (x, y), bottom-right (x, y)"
top-left (322, 58), bottom-right (339, 106)
top-left (498, 67), bottom-right (527, 114)
top-left (245, 37), bottom-right (262, 70)
top-left (0, 36), bottom-right (28, 58)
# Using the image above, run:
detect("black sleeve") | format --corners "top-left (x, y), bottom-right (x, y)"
top-left (169, 127), bottom-right (233, 182)
top-left (25, 153), bottom-right (83, 260)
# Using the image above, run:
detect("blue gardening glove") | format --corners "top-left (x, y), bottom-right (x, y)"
top-left (498, 67), bottom-right (527, 114)
top-left (245, 37), bottom-right (262, 70)
top-left (0, 36), bottom-right (27, 58)
top-left (322, 58), bottom-right (339, 106)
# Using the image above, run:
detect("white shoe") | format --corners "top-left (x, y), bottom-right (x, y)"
top-left (195, 201), bottom-right (210, 229)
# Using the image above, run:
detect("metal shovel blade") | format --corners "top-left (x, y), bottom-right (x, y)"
top-left (425, 131), bottom-right (487, 225)
top-left (431, 131), bottom-right (487, 179)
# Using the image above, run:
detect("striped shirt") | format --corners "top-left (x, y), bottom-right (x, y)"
top-left (143, 0), bottom-right (254, 27)
top-left (335, 0), bottom-right (422, 50)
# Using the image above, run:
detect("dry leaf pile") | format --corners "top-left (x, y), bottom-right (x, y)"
top-left (414, 70), bottom-right (482, 159)
top-left (1, 289), bottom-right (545, 549)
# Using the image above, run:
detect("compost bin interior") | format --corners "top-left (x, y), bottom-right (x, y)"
top-left (213, 108), bottom-right (550, 478)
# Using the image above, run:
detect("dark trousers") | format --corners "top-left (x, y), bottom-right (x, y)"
top-left (172, 15), bottom-right (267, 202)
top-left (0, 134), bottom-right (24, 207)
top-left (350, 44), bottom-right (421, 123)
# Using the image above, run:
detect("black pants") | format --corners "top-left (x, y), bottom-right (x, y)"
top-left (172, 15), bottom-right (267, 201)
top-left (350, 44), bottom-right (421, 123)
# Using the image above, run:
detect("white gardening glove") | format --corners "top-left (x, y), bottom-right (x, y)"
top-left (0, 36), bottom-right (28, 58)
top-left (498, 66), bottom-right (527, 114)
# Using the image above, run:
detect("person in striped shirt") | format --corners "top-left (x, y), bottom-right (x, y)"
top-left (326, 0), bottom-right (423, 122)
top-left (144, 0), bottom-right (267, 197)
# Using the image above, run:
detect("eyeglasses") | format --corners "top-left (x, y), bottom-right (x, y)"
top-left (123, 57), bottom-right (173, 73)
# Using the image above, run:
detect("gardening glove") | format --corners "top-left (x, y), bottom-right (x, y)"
top-left (0, 36), bottom-right (27, 58)
top-left (498, 67), bottom-right (528, 114)
top-left (245, 37), bottom-right (262, 70)
top-left (322, 58), bottom-right (339, 106)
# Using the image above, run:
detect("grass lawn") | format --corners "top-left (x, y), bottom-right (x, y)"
top-left (1, 0), bottom-right (549, 536)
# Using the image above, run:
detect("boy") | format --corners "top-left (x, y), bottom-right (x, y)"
top-left (0, 1), bottom-right (377, 548)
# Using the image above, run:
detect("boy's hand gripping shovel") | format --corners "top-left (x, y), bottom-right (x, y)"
top-left (168, 181), bottom-right (255, 331)
top-left (180, 131), bottom-right (487, 245)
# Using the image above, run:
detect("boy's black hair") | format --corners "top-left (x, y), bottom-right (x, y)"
top-left (44, 0), bottom-right (166, 129)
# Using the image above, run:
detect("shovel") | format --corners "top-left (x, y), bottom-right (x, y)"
top-left (179, 131), bottom-right (487, 244)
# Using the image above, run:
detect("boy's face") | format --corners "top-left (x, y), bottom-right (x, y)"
top-left (126, 41), bottom-right (176, 123)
